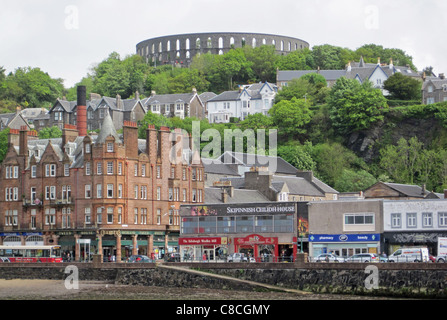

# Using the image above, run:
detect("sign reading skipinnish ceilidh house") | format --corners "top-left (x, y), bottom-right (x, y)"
top-left (180, 202), bottom-right (297, 217)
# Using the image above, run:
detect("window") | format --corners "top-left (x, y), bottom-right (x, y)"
top-left (183, 189), bottom-right (187, 202)
top-left (140, 185), bottom-right (146, 199)
top-left (96, 184), bottom-right (102, 198)
top-left (118, 184), bottom-right (123, 198)
top-left (142, 164), bottom-right (146, 177)
top-left (5, 210), bottom-right (18, 226)
top-left (45, 208), bottom-right (56, 225)
top-left (107, 207), bottom-right (113, 224)
top-left (344, 213), bottom-right (374, 225)
top-left (422, 212), bottom-right (433, 227)
top-left (85, 185), bottom-right (91, 199)
top-left (85, 162), bottom-right (91, 175)
top-left (134, 164), bottom-right (138, 176)
top-left (64, 164), bottom-right (70, 176)
top-left (31, 165), bottom-right (37, 178)
top-left (156, 165), bottom-right (161, 178)
top-left (31, 209), bottom-right (37, 229)
top-left (97, 162), bottom-right (102, 175)
top-left (141, 208), bottom-right (147, 225)
top-left (406, 213), bottom-right (417, 228)
top-left (118, 162), bottom-right (122, 175)
top-left (134, 185), bottom-right (138, 199)
top-left (169, 188), bottom-right (173, 201)
top-left (117, 207), bottom-right (122, 224)
top-left (62, 185), bottom-right (71, 202)
top-left (157, 209), bottom-right (161, 225)
top-left (439, 212), bottom-right (447, 227)
top-left (45, 164), bottom-right (56, 177)
top-left (107, 161), bottom-right (113, 175)
top-left (134, 208), bottom-right (139, 225)
top-left (85, 208), bottom-right (91, 224)
top-left (391, 213), bottom-right (401, 228)
top-left (85, 143), bottom-right (91, 153)
top-left (96, 207), bottom-right (102, 224)
top-left (157, 187), bottom-right (161, 200)
top-left (107, 142), bottom-right (114, 152)
top-left (31, 187), bottom-right (37, 202)
top-left (107, 184), bottom-right (114, 198)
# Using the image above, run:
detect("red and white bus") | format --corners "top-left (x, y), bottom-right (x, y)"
top-left (0, 245), bottom-right (62, 263)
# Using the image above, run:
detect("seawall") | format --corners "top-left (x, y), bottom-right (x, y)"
top-left (0, 262), bottom-right (446, 298)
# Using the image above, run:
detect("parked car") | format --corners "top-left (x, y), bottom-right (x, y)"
top-left (429, 255), bottom-right (436, 263)
top-left (127, 255), bottom-right (152, 263)
top-left (345, 253), bottom-right (380, 263)
top-left (227, 253), bottom-right (248, 263)
top-left (314, 253), bottom-right (345, 263)
top-left (164, 253), bottom-right (181, 262)
top-left (436, 255), bottom-right (447, 263)
top-left (387, 248), bottom-right (429, 262)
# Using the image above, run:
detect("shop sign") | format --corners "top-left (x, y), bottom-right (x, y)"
top-left (309, 234), bottom-right (380, 243)
top-left (235, 234), bottom-right (278, 245)
top-left (182, 202), bottom-right (296, 217)
top-left (179, 237), bottom-right (227, 245)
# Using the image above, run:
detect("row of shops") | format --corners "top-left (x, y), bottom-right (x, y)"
top-left (2, 200), bottom-right (447, 261)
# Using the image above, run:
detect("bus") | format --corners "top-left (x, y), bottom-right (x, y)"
top-left (0, 245), bottom-right (62, 263)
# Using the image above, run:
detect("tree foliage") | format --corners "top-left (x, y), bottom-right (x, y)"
top-left (328, 77), bottom-right (388, 134)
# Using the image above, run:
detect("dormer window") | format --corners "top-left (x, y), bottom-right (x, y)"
top-left (107, 142), bottom-right (114, 153)
top-left (85, 143), bottom-right (91, 154)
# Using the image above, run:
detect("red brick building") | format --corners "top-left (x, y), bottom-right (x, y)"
top-left (0, 86), bottom-right (204, 261)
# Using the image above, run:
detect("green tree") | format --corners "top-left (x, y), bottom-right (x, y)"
top-left (138, 111), bottom-right (173, 138)
top-left (277, 144), bottom-right (316, 171)
top-left (383, 72), bottom-right (422, 100)
top-left (379, 137), bottom-right (424, 184)
top-left (39, 126), bottom-right (62, 139)
top-left (269, 97), bottom-right (313, 139)
top-left (334, 169), bottom-right (377, 192)
top-left (328, 77), bottom-right (388, 134)
top-left (243, 45), bottom-right (278, 82)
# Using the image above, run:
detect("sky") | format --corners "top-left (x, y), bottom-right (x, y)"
top-left (1, 0), bottom-right (446, 88)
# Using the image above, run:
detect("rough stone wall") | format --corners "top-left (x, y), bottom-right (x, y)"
top-left (1, 263), bottom-right (446, 298)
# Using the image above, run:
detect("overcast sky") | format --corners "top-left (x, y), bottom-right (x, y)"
top-left (1, 0), bottom-right (446, 88)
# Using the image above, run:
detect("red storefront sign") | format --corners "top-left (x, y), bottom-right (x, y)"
top-left (234, 234), bottom-right (278, 245)
top-left (179, 237), bottom-right (228, 246)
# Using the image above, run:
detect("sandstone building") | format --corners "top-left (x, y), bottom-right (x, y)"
top-left (0, 86), bottom-right (204, 261)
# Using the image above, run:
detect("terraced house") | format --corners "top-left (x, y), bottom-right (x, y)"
top-left (0, 86), bottom-right (204, 262)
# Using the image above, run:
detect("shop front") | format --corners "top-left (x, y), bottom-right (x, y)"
top-left (180, 202), bottom-right (299, 261)
top-left (309, 233), bottom-right (381, 258)
top-left (179, 237), bottom-right (228, 262)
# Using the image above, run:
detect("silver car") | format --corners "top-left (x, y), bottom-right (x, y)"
top-left (345, 253), bottom-right (380, 263)
top-left (227, 253), bottom-right (248, 262)
top-left (436, 255), bottom-right (447, 263)
top-left (314, 253), bottom-right (345, 263)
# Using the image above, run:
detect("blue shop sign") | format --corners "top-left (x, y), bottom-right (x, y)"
top-left (309, 234), bottom-right (380, 243)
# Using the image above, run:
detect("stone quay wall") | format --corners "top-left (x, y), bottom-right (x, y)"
top-left (0, 262), bottom-right (446, 298)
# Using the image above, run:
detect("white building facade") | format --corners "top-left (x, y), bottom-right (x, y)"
top-left (207, 82), bottom-right (277, 123)
top-left (382, 199), bottom-right (447, 255)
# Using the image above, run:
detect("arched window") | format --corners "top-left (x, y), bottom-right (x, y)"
top-left (159, 42), bottom-right (162, 52)
top-left (167, 40), bottom-right (171, 51)
top-left (196, 38), bottom-right (201, 49)
top-left (262, 38), bottom-right (266, 45)
top-left (176, 39), bottom-right (180, 51)
top-left (218, 37), bottom-right (223, 49)
top-left (280, 40), bottom-right (284, 51)
top-left (230, 37), bottom-right (235, 47)
top-left (241, 37), bottom-right (246, 47)
top-left (186, 38), bottom-right (190, 50)
top-left (151, 43), bottom-right (155, 54)
top-left (207, 37), bottom-right (212, 48)
top-left (252, 38), bottom-right (256, 48)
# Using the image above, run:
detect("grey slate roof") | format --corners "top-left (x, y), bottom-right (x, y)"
top-left (96, 113), bottom-right (121, 144)
top-left (218, 151), bottom-right (299, 175)
top-left (382, 182), bottom-right (430, 198)
top-left (204, 187), bottom-right (271, 204)
top-left (142, 93), bottom-right (196, 106)
top-left (202, 157), bottom-right (240, 176)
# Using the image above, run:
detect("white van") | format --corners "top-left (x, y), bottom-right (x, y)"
top-left (388, 247), bottom-right (429, 262)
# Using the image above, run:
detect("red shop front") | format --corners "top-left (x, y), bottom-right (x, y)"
top-left (233, 234), bottom-right (279, 259)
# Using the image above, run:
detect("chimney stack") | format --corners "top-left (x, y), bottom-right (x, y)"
top-left (76, 86), bottom-right (87, 136)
